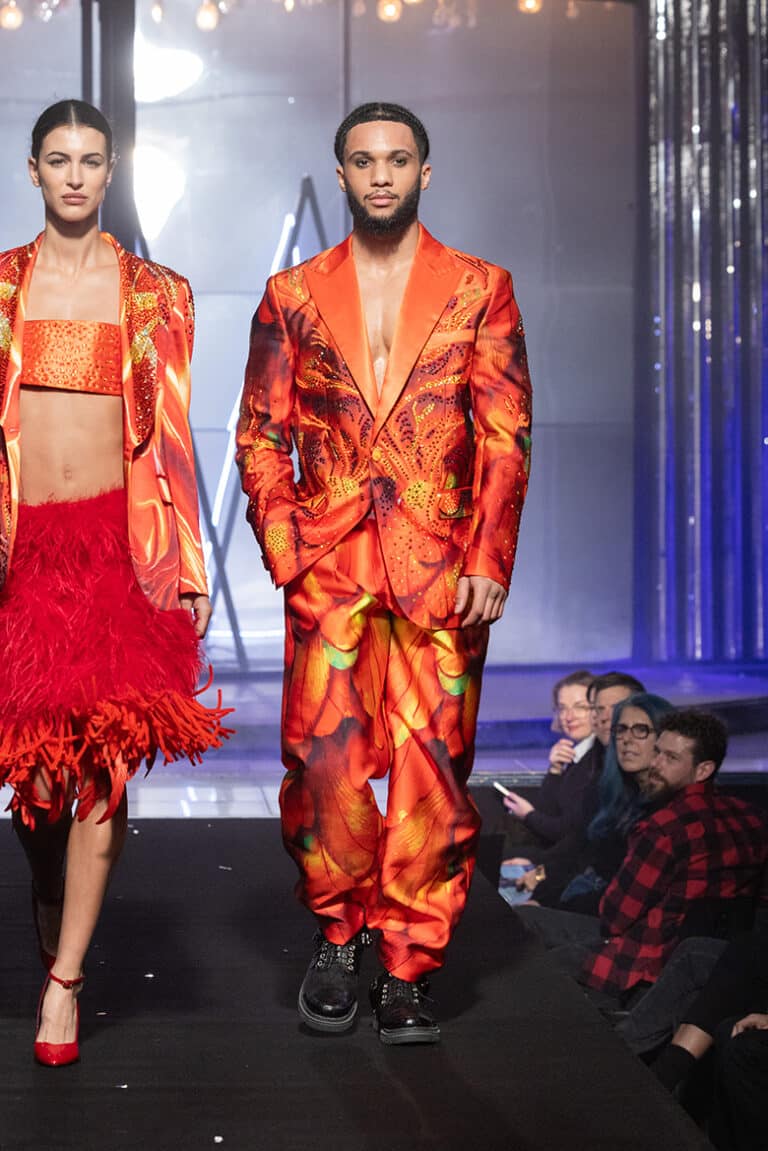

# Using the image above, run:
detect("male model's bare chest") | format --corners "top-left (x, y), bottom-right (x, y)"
top-left (356, 264), bottom-right (411, 391)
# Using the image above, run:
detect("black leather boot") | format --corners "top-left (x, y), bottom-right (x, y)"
top-left (298, 929), bottom-right (371, 1032)
top-left (369, 972), bottom-right (441, 1045)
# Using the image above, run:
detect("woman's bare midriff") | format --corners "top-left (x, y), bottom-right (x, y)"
top-left (19, 387), bottom-right (123, 504)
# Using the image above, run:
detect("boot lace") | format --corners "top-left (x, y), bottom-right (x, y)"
top-left (379, 975), bottom-right (430, 1005)
top-left (312, 929), bottom-right (372, 974)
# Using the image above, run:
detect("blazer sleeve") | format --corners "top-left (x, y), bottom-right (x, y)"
top-left (235, 275), bottom-right (301, 584)
top-left (160, 276), bottom-right (209, 597)
top-left (463, 269), bottom-right (532, 588)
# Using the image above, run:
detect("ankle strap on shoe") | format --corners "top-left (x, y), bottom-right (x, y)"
top-left (48, 970), bottom-right (84, 991)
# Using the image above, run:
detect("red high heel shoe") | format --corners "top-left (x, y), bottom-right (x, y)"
top-left (34, 970), bottom-right (84, 1067)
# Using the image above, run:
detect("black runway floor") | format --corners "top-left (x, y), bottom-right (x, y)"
top-left (0, 819), bottom-right (712, 1151)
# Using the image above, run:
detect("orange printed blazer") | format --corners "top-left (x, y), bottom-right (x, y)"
top-left (236, 225), bottom-right (532, 629)
top-left (0, 233), bottom-right (208, 610)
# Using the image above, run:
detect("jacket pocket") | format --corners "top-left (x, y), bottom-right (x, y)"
top-left (437, 486), bottom-right (473, 519)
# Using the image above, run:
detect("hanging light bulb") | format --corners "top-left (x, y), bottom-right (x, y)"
top-left (0, 1), bottom-right (23, 30)
top-left (566, 0), bottom-right (579, 17)
top-left (284, 0), bottom-right (294, 11)
top-left (352, 0), bottom-right (366, 13)
top-left (151, 1), bottom-right (163, 22)
top-left (403, 0), bottom-right (424, 6)
top-left (196, 1), bottom-right (220, 29)
top-left (517, 0), bottom-right (542, 11)
top-left (377, 0), bottom-right (402, 21)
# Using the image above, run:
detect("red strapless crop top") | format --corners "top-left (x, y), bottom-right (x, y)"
top-left (21, 319), bottom-right (122, 397)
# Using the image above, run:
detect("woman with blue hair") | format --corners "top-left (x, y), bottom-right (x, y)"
top-left (555, 692), bottom-right (675, 913)
top-left (506, 692), bottom-right (674, 912)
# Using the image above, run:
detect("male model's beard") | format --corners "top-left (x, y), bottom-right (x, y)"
top-left (346, 181), bottom-right (421, 235)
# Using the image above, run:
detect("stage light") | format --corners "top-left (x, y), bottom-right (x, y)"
top-left (284, 0), bottom-right (295, 12)
top-left (134, 33), bottom-right (204, 102)
top-left (517, 0), bottom-right (542, 12)
top-left (134, 145), bottom-right (187, 243)
top-left (196, 1), bottom-right (219, 29)
top-left (151, 1), bottom-right (163, 22)
top-left (377, 0), bottom-right (402, 21)
top-left (0, 1), bottom-right (23, 30)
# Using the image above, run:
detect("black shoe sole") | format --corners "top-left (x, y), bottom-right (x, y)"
top-left (374, 1021), bottom-right (441, 1046)
top-left (298, 993), bottom-right (358, 1033)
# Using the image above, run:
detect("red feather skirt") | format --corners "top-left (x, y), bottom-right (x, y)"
top-left (0, 488), bottom-right (232, 826)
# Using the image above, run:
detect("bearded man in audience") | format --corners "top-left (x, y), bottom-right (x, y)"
top-left (523, 710), bottom-right (768, 1009)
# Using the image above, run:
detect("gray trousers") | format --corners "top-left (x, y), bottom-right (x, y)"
top-left (614, 936), bottom-right (727, 1054)
top-left (519, 903), bottom-right (653, 1011)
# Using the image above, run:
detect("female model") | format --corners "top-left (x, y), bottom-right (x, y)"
top-left (0, 99), bottom-right (231, 1066)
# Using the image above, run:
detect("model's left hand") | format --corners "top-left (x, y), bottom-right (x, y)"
top-left (180, 593), bottom-right (212, 638)
top-left (455, 575), bottom-right (508, 627)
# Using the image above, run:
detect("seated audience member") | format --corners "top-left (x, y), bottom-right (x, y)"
top-left (521, 710), bottom-right (768, 1008)
top-left (645, 928), bottom-right (768, 1088)
top-left (473, 668), bottom-right (597, 885)
top-left (504, 672), bottom-right (654, 906)
top-left (553, 692), bottom-right (675, 914)
top-left (708, 1010), bottom-right (768, 1151)
top-left (648, 929), bottom-right (768, 1151)
top-left (501, 671), bottom-right (645, 852)
top-left (498, 669), bottom-right (595, 849)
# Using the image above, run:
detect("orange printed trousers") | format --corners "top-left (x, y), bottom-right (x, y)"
top-left (280, 519), bottom-right (489, 981)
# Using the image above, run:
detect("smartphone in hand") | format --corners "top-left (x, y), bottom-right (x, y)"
top-left (499, 861), bottom-right (534, 906)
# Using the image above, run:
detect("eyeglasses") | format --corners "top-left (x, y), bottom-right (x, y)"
top-left (612, 723), bottom-right (655, 740)
top-left (555, 702), bottom-right (592, 716)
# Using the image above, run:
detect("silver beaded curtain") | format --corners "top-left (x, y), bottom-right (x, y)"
top-left (637, 0), bottom-right (767, 661)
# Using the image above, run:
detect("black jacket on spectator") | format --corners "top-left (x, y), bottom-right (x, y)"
top-left (523, 739), bottom-right (605, 845)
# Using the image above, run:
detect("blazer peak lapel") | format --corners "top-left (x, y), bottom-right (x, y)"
top-left (100, 234), bottom-right (143, 450)
top-left (304, 241), bottom-right (378, 415)
top-left (374, 227), bottom-right (461, 435)
top-left (0, 237), bottom-right (39, 426)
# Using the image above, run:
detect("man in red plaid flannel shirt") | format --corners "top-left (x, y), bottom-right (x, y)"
top-left (582, 710), bottom-right (768, 1000)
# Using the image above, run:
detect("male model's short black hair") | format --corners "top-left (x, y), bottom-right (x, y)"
top-left (658, 709), bottom-right (728, 773)
top-left (334, 102), bottom-right (430, 165)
